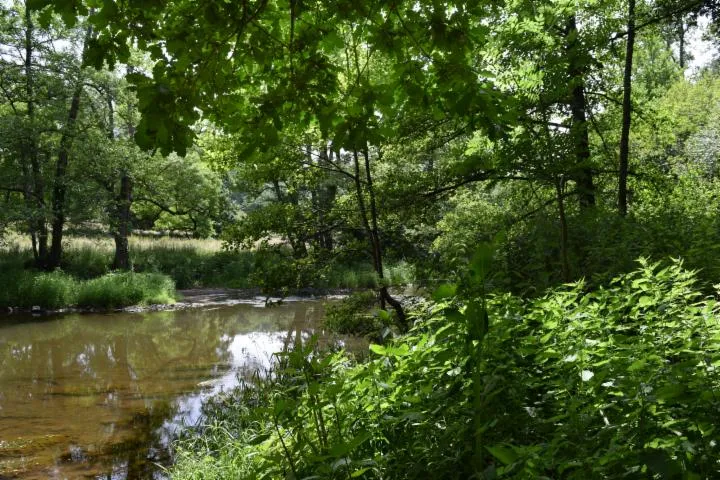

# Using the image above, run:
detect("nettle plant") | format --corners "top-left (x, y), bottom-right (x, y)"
top-left (483, 259), bottom-right (720, 478)
top-left (172, 259), bottom-right (720, 480)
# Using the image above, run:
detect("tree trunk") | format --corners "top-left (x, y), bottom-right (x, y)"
top-left (619, 0), bottom-right (636, 216)
top-left (47, 72), bottom-right (83, 270)
top-left (556, 178), bottom-right (570, 282)
top-left (565, 15), bottom-right (596, 209)
top-left (678, 19), bottom-right (686, 69)
top-left (322, 147), bottom-right (337, 251)
top-left (353, 149), bottom-right (406, 330)
top-left (46, 24), bottom-right (93, 270)
top-left (103, 89), bottom-right (132, 271)
top-left (23, 2), bottom-right (48, 266)
top-left (112, 173), bottom-right (133, 270)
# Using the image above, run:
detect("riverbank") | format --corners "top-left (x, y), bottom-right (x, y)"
top-left (2, 287), bottom-right (409, 316)
top-left (0, 271), bottom-right (176, 313)
top-left (172, 261), bottom-right (720, 479)
top-left (0, 235), bottom-right (415, 314)
top-left (0, 235), bottom-right (415, 290)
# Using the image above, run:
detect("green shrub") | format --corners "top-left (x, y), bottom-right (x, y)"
top-left (14, 271), bottom-right (79, 309)
top-left (77, 272), bottom-right (176, 308)
top-left (323, 290), bottom-right (384, 337)
top-left (172, 260), bottom-right (720, 480)
top-left (61, 246), bottom-right (111, 279)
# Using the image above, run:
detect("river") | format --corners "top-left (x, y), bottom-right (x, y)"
top-left (0, 299), bottom-right (355, 479)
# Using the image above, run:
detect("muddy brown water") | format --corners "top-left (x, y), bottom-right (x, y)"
top-left (0, 300), bottom-right (359, 479)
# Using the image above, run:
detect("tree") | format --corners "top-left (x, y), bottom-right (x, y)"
top-left (619, 0), bottom-right (637, 216)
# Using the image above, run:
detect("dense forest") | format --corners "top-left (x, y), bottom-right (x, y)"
top-left (3, 0), bottom-right (720, 478)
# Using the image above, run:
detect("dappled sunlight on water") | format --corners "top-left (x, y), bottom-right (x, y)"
top-left (0, 301), bottom-right (360, 479)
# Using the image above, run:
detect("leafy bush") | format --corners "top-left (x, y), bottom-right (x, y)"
top-left (77, 272), bottom-right (176, 308)
top-left (480, 259), bottom-right (720, 478)
top-left (172, 260), bottom-right (720, 479)
top-left (0, 270), bottom-right (176, 310)
top-left (323, 290), bottom-right (383, 338)
top-left (15, 271), bottom-right (80, 309)
top-left (61, 246), bottom-right (111, 279)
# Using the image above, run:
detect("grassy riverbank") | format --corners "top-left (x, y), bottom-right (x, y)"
top-left (171, 260), bottom-right (720, 479)
top-left (0, 235), bottom-right (415, 310)
top-left (0, 271), bottom-right (177, 310)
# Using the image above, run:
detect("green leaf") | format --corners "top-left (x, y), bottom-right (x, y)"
top-left (486, 445), bottom-right (518, 465)
top-left (369, 344), bottom-right (386, 355)
top-left (432, 283), bottom-right (457, 301)
top-left (329, 431), bottom-right (372, 457)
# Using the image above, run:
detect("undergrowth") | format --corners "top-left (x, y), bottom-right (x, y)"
top-left (323, 290), bottom-right (388, 339)
top-left (171, 259), bottom-right (720, 479)
top-left (0, 236), bottom-right (415, 290)
top-left (0, 270), bottom-right (176, 310)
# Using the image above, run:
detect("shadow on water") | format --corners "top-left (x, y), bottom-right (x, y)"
top-left (0, 300), bottom-right (361, 479)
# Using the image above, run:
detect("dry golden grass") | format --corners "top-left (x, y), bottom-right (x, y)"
top-left (1, 233), bottom-right (223, 253)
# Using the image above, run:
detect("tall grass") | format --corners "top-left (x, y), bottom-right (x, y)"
top-left (0, 235), bottom-right (416, 290)
top-left (0, 270), bottom-right (176, 310)
top-left (77, 272), bottom-right (176, 308)
top-left (320, 261), bottom-right (415, 289)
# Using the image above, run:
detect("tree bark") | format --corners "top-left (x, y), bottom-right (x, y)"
top-left (678, 18), bottom-right (686, 69)
top-left (46, 24), bottom-right (91, 269)
top-left (353, 149), bottom-right (406, 330)
top-left (556, 178), bottom-right (570, 282)
top-left (112, 173), bottom-right (133, 270)
top-left (47, 84), bottom-right (82, 270)
top-left (565, 15), bottom-right (596, 209)
top-left (619, 0), bottom-right (635, 217)
top-left (105, 91), bottom-right (133, 271)
top-left (23, 2), bottom-right (48, 266)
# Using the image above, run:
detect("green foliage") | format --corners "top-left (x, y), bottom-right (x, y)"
top-left (481, 259), bottom-right (720, 478)
top-left (172, 260), bottom-right (720, 479)
top-left (14, 271), bottom-right (80, 310)
top-left (61, 246), bottom-right (112, 279)
top-left (323, 291), bottom-right (384, 338)
top-left (0, 269), bottom-right (176, 310)
top-left (132, 246), bottom-right (254, 290)
top-left (76, 272), bottom-right (176, 308)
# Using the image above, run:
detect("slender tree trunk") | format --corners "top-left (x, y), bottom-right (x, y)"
top-left (321, 147), bottom-right (336, 251)
top-left (353, 149), bottom-right (406, 329)
top-left (556, 178), bottom-right (570, 282)
top-left (308, 144), bottom-right (323, 251)
top-left (315, 145), bottom-right (336, 252)
top-left (678, 19), bottom-right (686, 69)
top-left (47, 69), bottom-right (86, 270)
top-left (47, 88), bottom-right (81, 269)
top-left (619, 0), bottom-right (635, 217)
top-left (565, 15), bottom-right (596, 209)
top-left (47, 25), bottom-right (92, 269)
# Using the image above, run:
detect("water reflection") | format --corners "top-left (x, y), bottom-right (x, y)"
top-left (0, 301), bottom-right (353, 479)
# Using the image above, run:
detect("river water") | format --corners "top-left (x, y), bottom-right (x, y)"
top-left (0, 300), bottom-right (354, 479)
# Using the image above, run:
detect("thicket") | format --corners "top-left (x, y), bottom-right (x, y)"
top-left (0, 237), bottom-right (415, 295)
top-left (172, 260), bottom-right (720, 479)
